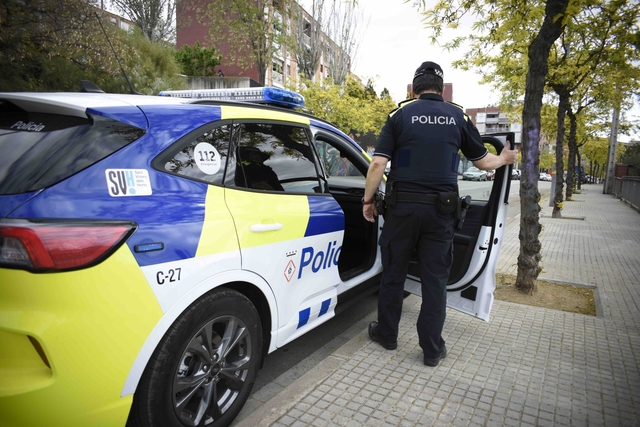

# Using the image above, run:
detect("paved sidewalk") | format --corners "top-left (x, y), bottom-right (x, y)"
top-left (235, 185), bottom-right (640, 427)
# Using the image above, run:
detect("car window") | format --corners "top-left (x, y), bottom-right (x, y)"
top-left (158, 124), bottom-right (231, 186)
top-left (315, 139), bottom-right (361, 177)
top-left (225, 123), bottom-right (322, 194)
top-left (0, 101), bottom-right (145, 195)
top-left (458, 142), bottom-right (497, 201)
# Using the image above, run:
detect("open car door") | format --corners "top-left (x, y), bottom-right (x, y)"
top-left (404, 132), bottom-right (515, 321)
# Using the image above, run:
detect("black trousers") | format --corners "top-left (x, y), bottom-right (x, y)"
top-left (377, 201), bottom-right (454, 359)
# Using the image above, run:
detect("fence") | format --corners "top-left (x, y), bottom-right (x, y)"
top-left (614, 176), bottom-right (640, 212)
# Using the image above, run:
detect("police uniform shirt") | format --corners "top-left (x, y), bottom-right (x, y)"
top-left (374, 93), bottom-right (488, 193)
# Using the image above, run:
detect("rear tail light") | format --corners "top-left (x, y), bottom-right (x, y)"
top-left (0, 220), bottom-right (136, 272)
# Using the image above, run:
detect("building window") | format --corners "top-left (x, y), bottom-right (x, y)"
top-left (272, 59), bottom-right (284, 85)
top-left (303, 19), bottom-right (311, 37)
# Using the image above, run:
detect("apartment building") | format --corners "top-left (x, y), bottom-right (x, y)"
top-left (176, 1), bottom-right (350, 88)
top-left (96, 7), bottom-right (135, 32)
top-left (465, 106), bottom-right (522, 145)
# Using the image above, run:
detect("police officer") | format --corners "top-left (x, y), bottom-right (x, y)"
top-left (362, 61), bottom-right (518, 366)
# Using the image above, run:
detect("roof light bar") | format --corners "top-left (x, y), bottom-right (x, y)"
top-left (158, 87), bottom-right (305, 109)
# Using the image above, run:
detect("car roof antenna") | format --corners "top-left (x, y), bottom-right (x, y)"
top-left (94, 11), bottom-right (142, 95)
top-left (80, 80), bottom-right (105, 93)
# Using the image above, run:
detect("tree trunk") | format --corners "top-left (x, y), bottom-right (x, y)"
top-left (566, 112), bottom-right (578, 200)
top-left (577, 152), bottom-right (583, 189)
top-left (516, 0), bottom-right (570, 295)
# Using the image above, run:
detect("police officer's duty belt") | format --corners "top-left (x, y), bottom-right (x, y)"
top-left (395, 192), bottom-right (438, 204)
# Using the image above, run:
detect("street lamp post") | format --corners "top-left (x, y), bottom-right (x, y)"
top-left (603, 106), bottom-right (619, 195)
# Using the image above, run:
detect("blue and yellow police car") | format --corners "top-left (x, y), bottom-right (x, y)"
top-left (0, 87), bottom-right (515, 427)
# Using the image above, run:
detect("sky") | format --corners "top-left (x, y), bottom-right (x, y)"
top-left (351, 0), bottom-right (497, 109)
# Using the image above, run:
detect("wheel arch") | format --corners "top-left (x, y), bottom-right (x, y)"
top-left (121, 270), bottom-right (278, 397)
top-left (224, 281), bottom-right (273, 368)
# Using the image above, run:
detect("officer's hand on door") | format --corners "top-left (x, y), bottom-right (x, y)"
top-left (501, 147), bottom-right (518, 165)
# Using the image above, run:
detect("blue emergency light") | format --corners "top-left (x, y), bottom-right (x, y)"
top-left (159, 87), bottom-right (305, 109)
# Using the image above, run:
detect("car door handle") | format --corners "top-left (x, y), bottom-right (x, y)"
top-left (250, 223), bottom-right (283, 233)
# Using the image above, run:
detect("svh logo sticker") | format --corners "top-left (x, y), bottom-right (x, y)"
top-left (106, 169), bottom-right (153, 197)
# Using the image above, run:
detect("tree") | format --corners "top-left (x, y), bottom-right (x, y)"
top-left (198, 0), bottom-right (292, 86)
top-left (290, 0), bottom-right (364, 85)
top-left (583, 137), bottom-right (609, 180)
top-left (174, 41), bottom-right (222, 76)
top-left (414, 0), bottom-right (573, 294)
top-left (115, 27), bottom-right (185, 94)
top-left (380, 88), bottom-right (393, 102)
top-left (293, 0), bottom-right (326, 81)
top-left (0, 0), bottom-right (184, 94)
top-left (110, 0), bottom-right (177, 42)
top-left (300, 74), bottom-right (395, 137)
top-left (539, 152), bottom-right (555, 171)
top-left (323, 0), bottom-right (365, 85)
top-left (546, 0), bottom-right (640, 215)
top-left (0, 0), bottom-right (124, 91)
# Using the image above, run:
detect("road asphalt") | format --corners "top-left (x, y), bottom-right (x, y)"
top-left (233, 184), bottom-right (640, 427)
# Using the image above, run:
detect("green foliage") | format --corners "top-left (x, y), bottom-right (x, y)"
top-left (539, 152), bottom-right (555, 170)
top-left (417, 0), bottom-right (555, 104)
top-left (416, 0), bottom-right (639, 146)
top-left (300, 74), bottom-right (396, 137)
top-left (485, 143), bottom-right (497, 155)
top-left (0, 0), bottom-right (184, 94)
top-left (380, 88), bottom-right (393, 101)
top-left (175, 42), bottom-right (222, 77)
top-left (583, 137), bottom-right (608, 168)
top-left (0, 0), bottom-right (122, 91)
top-left (116, 29), bottom-right (185, 95)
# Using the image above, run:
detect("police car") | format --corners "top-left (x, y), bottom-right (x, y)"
top-left (0, 87), bottom-right (514, 427)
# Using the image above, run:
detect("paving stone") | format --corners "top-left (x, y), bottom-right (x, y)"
top-left (234, 188), bottom-right (640, 427)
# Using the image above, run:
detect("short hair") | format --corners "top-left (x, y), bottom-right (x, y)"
top-left (413, 74), bottom-right (443, 95)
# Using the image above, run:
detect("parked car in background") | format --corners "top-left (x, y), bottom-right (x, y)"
top-left (539, 172), bottom-right (552, 181)
top-left (462, 166), bottom-right (488, 181)
top-left (512, 169), bottom-right (521, 180)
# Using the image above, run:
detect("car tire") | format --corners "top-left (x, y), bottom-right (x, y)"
top-left (128, 287), bottom-right (263, 427)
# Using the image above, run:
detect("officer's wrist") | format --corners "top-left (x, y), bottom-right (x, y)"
top-left (362, 197), bottom-right (374, 205)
